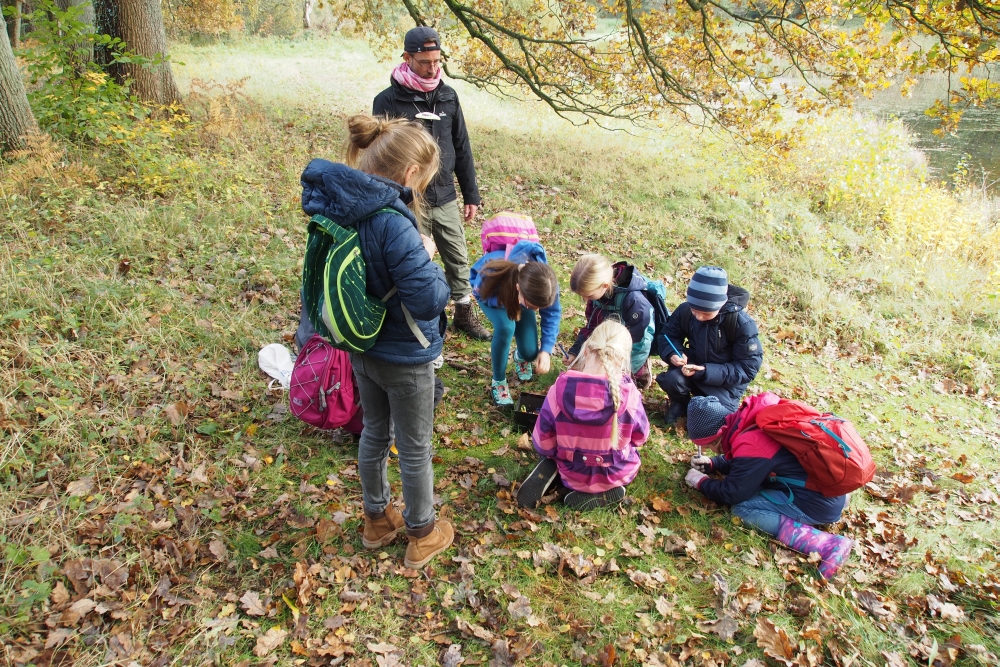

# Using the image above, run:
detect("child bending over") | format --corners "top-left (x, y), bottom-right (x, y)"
top-left (568, 254), bottom-right (655, 389)
top-left (517, 321), bottom-right (650, 511)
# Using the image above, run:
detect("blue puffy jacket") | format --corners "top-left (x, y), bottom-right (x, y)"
top-left (469, 241), bottom-right (562, 355)
top-left (660, 300), bottom-right (763, 408)
top-left (300, 159), bottom-right (450, 365)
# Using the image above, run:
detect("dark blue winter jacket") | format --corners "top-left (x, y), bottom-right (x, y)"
top-left (568, 263), bottom-right (653, 357)
top-left (300, 159), bottom-right (450, 365)
top-left (660, 301), bottom-right (763, 408)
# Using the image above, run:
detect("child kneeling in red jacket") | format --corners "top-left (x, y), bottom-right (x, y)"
top-left (685, 393), bottom-right (853, 580)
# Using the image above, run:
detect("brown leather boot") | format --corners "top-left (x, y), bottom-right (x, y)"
top-left (453, 302), bottom-right (492, 340)
top-left (403, 519), bottom-right (455, 568)
top-left (362, 503), bottom-right (404, 549)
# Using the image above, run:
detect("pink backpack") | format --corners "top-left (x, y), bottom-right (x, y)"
top-left (289, 334), bottom-right (364, 434)
top-left (481, 212), bottom-right (539, 257)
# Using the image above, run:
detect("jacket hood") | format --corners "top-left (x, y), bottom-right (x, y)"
top-left (555, 371), bottom-right (616, 426)
top-left (694, 391), bottom-right (780, 451)
top-left (505, 240), bottom-right (549, 265)
top-left (614, 264), bottom-right (648, 294)
top-left (726, 285), bottom-right (750, 310)
top-left (301, 159), bottom-right (416, 227)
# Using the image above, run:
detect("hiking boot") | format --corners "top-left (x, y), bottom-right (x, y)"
top-left (776, 516), bottom-right (853, 580)
top-left (516, 458), bottom-right (559, 509)
top-left (403, 519), bottom-right (455, 568)
top-left (564, 486), bottom-right (627, 511)
top-left (512, 350), bottom-right (533, 382)
top-left (491, 379), bottom-right (514, 407)
top-left (453, 302), bottom-right (491, 340)
top-left (362, 503), bottom-right (405, 549)
top-left (664, 400), bottom-right (687, 425)
top-left (633, 358), bottom-right (653, 390)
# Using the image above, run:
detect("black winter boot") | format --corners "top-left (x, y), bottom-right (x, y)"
top-left (453, 302), bottom-right (492, 340)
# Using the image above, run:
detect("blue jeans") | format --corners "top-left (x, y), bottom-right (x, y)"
top-left (479, 303), bottom-right (538, 382)
top-left (731, 491), bottom-right (823, 537)
top-left (351, 354), bottom-right (436, 530)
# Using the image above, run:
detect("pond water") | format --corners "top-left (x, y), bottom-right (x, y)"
top-left (862, 74), bottom-right (1000, 191)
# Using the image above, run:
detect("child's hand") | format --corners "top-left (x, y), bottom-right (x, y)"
top-left (691, 455), bottom-right (713, 473)
top-left (669, 353), bottom-right (688, 367)
top-left (421, 234), bottom-right (437, 258)
top-left (565, 354), bottom-right (576, 367)
top-left (685, 468), bottom-right (708, 488)
top-left (681, 364), bottom-right (704, 377)
top-left (535, 351), bottom-right (551, 374)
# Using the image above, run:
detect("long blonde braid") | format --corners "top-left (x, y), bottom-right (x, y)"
top-left (577, 320), bottom-right (632, 449)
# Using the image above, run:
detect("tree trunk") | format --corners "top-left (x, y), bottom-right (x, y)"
top-left (303, 0), bottom-right (313, 29)
top-left (93, 0), bottom-right (179, 105)
top-left (0, 20), bottom-right (37, 152)
top-left (55, 0), bottom-right (94, 63)
top-left (6, 0), bottom-right (22, 48)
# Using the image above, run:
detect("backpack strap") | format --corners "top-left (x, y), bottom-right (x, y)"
top-left (381, 286), bottom-right (431, 349)
top-left (722, 310), bottom-right (740, 346)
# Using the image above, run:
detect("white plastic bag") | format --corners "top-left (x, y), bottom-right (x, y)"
top-left (258, 343), bottom-right (294, 390)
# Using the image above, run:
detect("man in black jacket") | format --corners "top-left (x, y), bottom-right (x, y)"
top-left (373, 27), bottom-right (490, 340)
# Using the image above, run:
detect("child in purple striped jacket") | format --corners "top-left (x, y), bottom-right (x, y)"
top-left (516, 321), bottom-right (650, 511)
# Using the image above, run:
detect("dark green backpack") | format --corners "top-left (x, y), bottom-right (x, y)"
top-left (302, 209), bottom-right (429, 354)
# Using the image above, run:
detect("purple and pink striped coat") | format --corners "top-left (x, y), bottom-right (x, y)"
top-left (532, 370), bottom-right (649, 493)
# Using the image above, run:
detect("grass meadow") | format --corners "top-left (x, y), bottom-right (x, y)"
top-left (1, 33), bottom-right (999, 667)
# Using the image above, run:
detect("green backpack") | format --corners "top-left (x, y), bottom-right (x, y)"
top-left (302, 209), bottom-right (429, 354)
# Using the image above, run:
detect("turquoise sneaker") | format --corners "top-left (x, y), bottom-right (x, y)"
top-left (491, 379), bottom-right (514, 406)
top-left (512, 350), bottom-right (533, 381)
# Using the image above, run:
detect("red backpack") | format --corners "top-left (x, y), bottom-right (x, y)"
top-left (755, 400), bottom-right (875, 497)
top-left (289, 334), bottom-right (364, 434)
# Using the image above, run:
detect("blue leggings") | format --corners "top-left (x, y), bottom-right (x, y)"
top-left (731, 490), bottom-right (823, 536)
top-left (479, 303), bottom-right (538, 382)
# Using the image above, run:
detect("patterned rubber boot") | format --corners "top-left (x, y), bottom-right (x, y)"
top-left (512, 350), bottom-right (533, 381)
top-left (776, 516), bottom-right (853, 580)
top-left (491, 379), bottom-right (514, 407)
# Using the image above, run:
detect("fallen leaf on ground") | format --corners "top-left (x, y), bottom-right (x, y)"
top-left (61, 598), bottom-right (96, 625)
top-left (698, 615), bottom-right (739, 641)
top-left (441, 643), bottom-right (465, 667)
top-left (189, 462), bottom-right (210, 485)
top-left (507, 596), bottom-right (541, 626)
top-left (253, 626), bottom-right (287, 657)
top-left (240, 590), bottom-right (266, 616)
top-left (208, 539), bottom-right (227, 561)
top-left (368, 642), bottom-right (401, 654)
top-left (45, 628), bottom-right (75, 649)
top-left (455, 616), bottom-right (494, 642)
top-left (857, 590), bottom-right (892, 620)
top-left (163, 401), bottom-right (190, 426)
top-left (754, 618), bottom-right (796, 666)
top-left (881, 651), bottom-right (908, 667)
top-left (66, 477), bottom-right (94, 497)
top-left (50, 581), bottom-right (70, 606)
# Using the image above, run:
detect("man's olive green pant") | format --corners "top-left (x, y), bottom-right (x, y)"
top-left (420, 201), bottom-right (471, 302)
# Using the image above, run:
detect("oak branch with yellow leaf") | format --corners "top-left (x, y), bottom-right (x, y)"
top-left (340, 0), bottom-right (999, 137)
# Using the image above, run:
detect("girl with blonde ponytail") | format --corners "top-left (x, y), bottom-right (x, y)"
top-left (298, 113), bottom-right (454, 569)
top-left (516, 321), bottom-right (650, 511)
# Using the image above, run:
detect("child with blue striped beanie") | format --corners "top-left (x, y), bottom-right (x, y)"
top-left (656, 266), bottom-right (763, 424)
